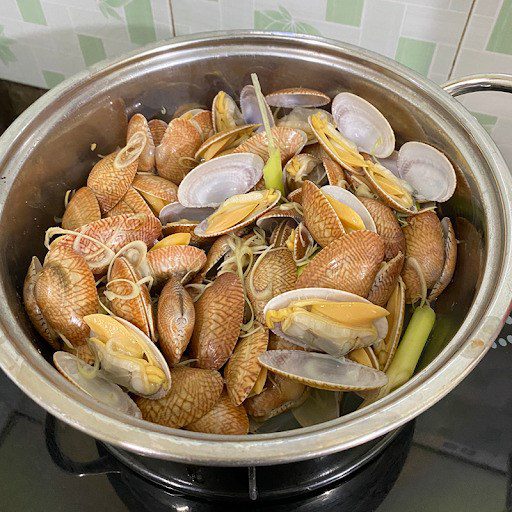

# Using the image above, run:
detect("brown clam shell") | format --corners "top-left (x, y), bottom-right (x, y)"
top-left (162, 222), bottom-right (206, 248)
top-left (187, 109), bottom-right (214, 142)
top-left (302, 180), bottom-right (345, 247)
top-left (268, 332), bottom-right (305, 351)
top-left (367, 251), bottom-right (404, 307)
top-left (296, 230), bottom-right (385, 297)
top-left (157, 276), bottom-right (195, 365)
top-left (269, 219), bottom-right (296, 248)
top-left (195, 124), bottom-right (259, 161)
top-left (358, 197), bottom-right (405, 260)
top-left (23, 256), bottom-right (60, 350)
top-left (293, 222), bottom-right (315, 262)
top-left (137, 366), bottom-right (223, 428)
top-left (127, 114), bottom-right (155, 171)
top-left (155, 118), bottom-right (202, 184)
top-left (256, 206), bottom-right (302, 236)
top-left (34, 245), bottom-right (98, 347)
top-left (401, 211), bottom-right (444, 303)
top-left (147, 245), bottom-right (207, 285)
top-left (234, 127), bottom-right (307, 164)
top-left (148, 119), bottom-right (167, 146)
top-left (107, 187), bottom-right (154, 217)
top-left (189, 272), bottom-right (245, 370)
top-left (132, 174), bottom-right (178, 215)
top-left (287, 187), bottom-right (303, 204)
top-left (87, 152), bottom-right (138, 214)
top-left (62, 187), bottom-right (101, 231)
top-left (107, 256), bottom-right (155, 340)
top-left (224, 326), bottom-right (269, 406)
top-left (428, 218), bottom-right (457, 301)
top-left (186, 391), bottom-right (249, 435)
top-left (190, 234), bottom-right (231, 284)
top-left (265, 87), bottom-right (330, 108)
top-left (246, 247), bottom-right (297, 323)
top-left (324, 157), bottom-right (347, 188)
top-left (53, 214), bottom-right (162, 276)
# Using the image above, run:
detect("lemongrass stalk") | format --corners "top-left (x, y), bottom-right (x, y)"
top-left (251, 73), bottom-right (284, 194)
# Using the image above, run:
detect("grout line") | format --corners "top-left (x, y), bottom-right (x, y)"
top-left (447, 0), bottom-right (477, 79)
top-left (168, 0), bottom-right (176, 37)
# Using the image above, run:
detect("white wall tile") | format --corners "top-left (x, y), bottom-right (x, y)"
top-left (474, 0), bottom-right (502, 17)
top-left (429, 43), bottom-right (456, 78)
top-left (220, 0), bottom-right (254, 30)
top-left (462, 14), bottom-right (495, 51)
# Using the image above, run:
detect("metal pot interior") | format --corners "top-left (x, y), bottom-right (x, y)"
top-left (0, 33), bottom-right (505, 464)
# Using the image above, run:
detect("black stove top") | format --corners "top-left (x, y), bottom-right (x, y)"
top-left (1, 319), bottom-right (511, 511)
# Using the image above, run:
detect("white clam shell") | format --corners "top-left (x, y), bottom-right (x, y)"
top-left (89, 317), bottom-right (171, 399)
top-left (53, 351), bottom-right (142, 418)
top-left (240, 84), bottom-right (274, 132)
top-left (331, 92), bottom-right (395, 158)
top-left (397, 142), bottom-right (456, 203)
top-left (263, 288), bottom-right (388, 358)
top-left (178, 153), bottom-right (264, 208)
top-left (377, 150), bottom-right (399, 176)
top-left (259, 350), bottom-right (388, 391)
top-left (320, 185), bottom-right (377, 232)
top-left (159, 202), bottom-right (214, 224)
top-left (266, 88), bottom-right (330, 108)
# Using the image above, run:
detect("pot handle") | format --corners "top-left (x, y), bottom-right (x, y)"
top-left (442, 73), bottom-right (512, 96)
top-left (45, 413), bottom-right (121, 477)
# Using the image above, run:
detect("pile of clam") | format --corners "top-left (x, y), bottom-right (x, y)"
top-left (23, 81), bottom-right (457, 435)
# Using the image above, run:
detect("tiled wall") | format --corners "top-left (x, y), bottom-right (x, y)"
top-left (0, 0), bottom-right (511, 166)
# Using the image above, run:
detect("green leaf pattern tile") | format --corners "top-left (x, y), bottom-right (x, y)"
top-left (254, 6), bottom-right (321, 36)
top-left (0, 26), bottom-right (16, 66)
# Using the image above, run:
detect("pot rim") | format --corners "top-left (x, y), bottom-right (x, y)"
top-left (0, 30), bottom-right (511, 466)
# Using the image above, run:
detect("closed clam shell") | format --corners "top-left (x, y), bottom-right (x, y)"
top-left (147, 244), bottom-right (206, 285)
top-left (358, 197), bottom-right (405, 260)
top-left (178, 153), bottom-right (264, 208)
top-left (401, 211), bottom-right (444, 303)
top-left (373, 276), bottom-right (405, 371)
top-left (225, 326), bottom-right (269, 406)
top-left (234, 127), bottom-right (307, 164)
top-left (189, 272), bottom-right (245, 370)
top-left (296, 230), bottom-right (384, 297)
top-left (302, 180), bottom-right (345, 247)
top-left (266, 87), bottom-right (330, 108)
top-left (62, 187), bottom-right (101, 231)
top-left (132, 174), bottom-right (178, 215)
top-left (185, 109), bottom-right (214, 141)
top-left (155, 118), bottom-right (202, 184)
top-left (52, 213), bottom-right (162, 275)
top-left (148, 119), bottom-right (167, 146)
top-left (107, 187), bottom-right (154, 217)
top-left (23, 256), bottom-right (60, 350)
top-left (246, 247), bottom-right (297, 323)
top-left (331, 92), bottom-right (395, 158)
top-left (127, 114), bottom-right (155, 171)
top-left (137, 366), bottom-right (224, 428)
top-left (34, 245), bottom-right (98, 347)
top-left (259, 350), bottom-right (387, 391)
top-left (195, 124), bottom-right (259, 161)
top-left (53, 351), bottom-right (142, 418)
top-left (367, 251), bottom-right (404, 307)
top-left (106, 256), bottom-right (155, 340)
top-left (157, 276), bottom-right (195, 365)
top-left (428, 217), bottom-right (457, 301)
top-left (263, 287), bottom-right (388, 356)
top-left (186, 392), bottom-right (249, 435)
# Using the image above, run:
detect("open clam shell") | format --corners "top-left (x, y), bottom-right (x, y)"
top-left (292, 222), bottom-right (315, 262)
top-left (397, 142), bottom-right (456, 203)
top-left (259, 350), bottom-right (387, 391)
top-left (347, 346), bottom-right (379, 369)
top-left (85, 315), bottom-right (171, 399)
top-left (195, 124), bottom-right (260, 161)
top-left (331, 93), bottom-right (395, 158)
top-left (240, 85), bottom-right (274, 132)
top-left (159, 202), bottom-right (214, 225)
top-left (62, 187), bottom-right (101, 231)
top-left (212, 91), bottom-right (244, 132)
top-left (181, 109), bottom-right (214, 142)
top-left (53, 351), bottom-right (142, 418)
top-left (234, 127), bottom-right (308, 164)
top-left (277, 107), bottom-right (332, 145)
top-left (283, 153), bottom-right (325, 192)
top-left (263, 287), bottom-right (388, 358)
top-left (137, 366), bottom-right (224, 429)
top-left (178, 153), bottom-right (264, 208)
top-left (255, 204), bottom-right (302, 235)
top-left (372, 276), bottom-right (405, 371)
top-left (266, 87), bottom-right (330, 108)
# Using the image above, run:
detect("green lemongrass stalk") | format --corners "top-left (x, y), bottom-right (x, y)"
top-left (250, 73), bottom-right (285, 194)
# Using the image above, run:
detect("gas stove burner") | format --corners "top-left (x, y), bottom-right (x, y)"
top-left (46, 414), bottom-right (414, 510)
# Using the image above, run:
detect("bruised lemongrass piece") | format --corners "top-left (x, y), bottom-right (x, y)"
top-left (309, 111), bottom-right (367, 172)
top-left (264, 289), bottom-right (389, 358)
top-left (195, 189), bottom-right (280, 237)
top-left (251, 73), bottom-right (285, 194)
top-left (259, 350), bottom-right (388, 391)
top-left (53, 352), bottom-right (142, 418)
top-left (84, 314), bottom-right (171, 399)
top-left (331, 92), bottom-right (395, 158)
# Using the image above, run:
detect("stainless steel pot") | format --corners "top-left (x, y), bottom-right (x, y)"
top-left (0, 31), bottom-right (511, 466)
